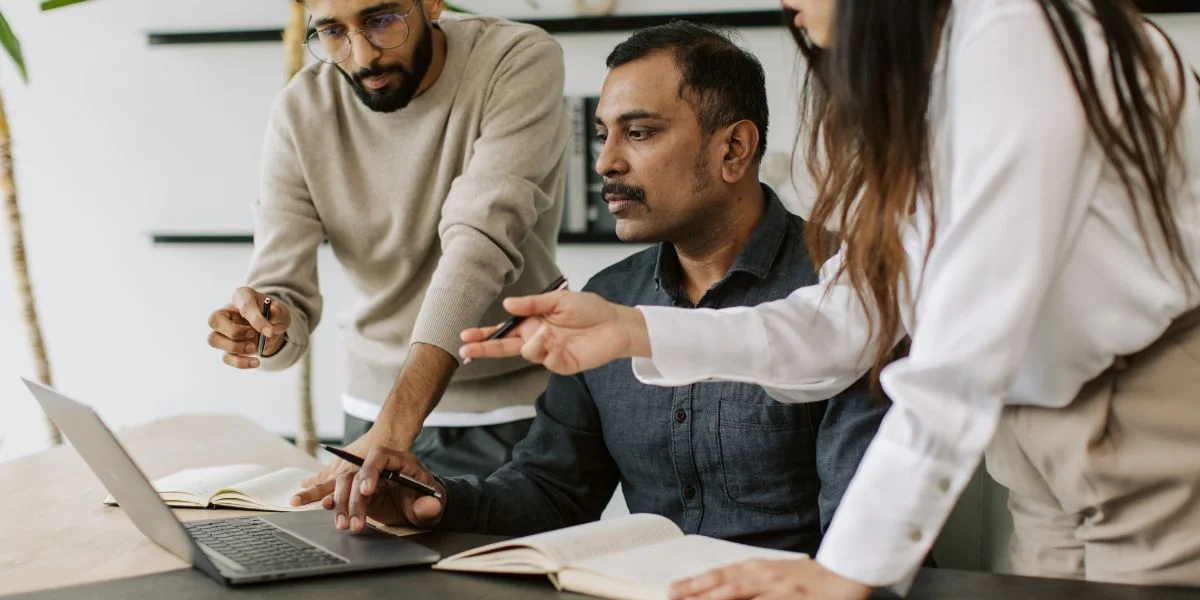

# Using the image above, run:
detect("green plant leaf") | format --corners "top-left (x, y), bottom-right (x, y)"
top-left (40, 0), bottom-right (93, 10)
top-left (0, 9), bottom-right (27, 83)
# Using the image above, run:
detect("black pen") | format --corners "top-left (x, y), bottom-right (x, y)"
top-left (488, 275), bottom-right (568, 339)
top-left (256, 297), bottom-right (272, 357)
top-left (321, 445), bottom-right (443, 500)
top-left (462, 275), bottom-right (568, 365)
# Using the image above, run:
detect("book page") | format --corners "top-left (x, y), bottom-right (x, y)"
top-left (210, 467), bottom-right (319, 511)
top-left (438, 548), bottom-right (562, 574)
top-left (102, 463), bottom-right (269, 506)
top-left (367, 518), bottom-right (425, 538)
top-left (519, 514), bottom-right (683, 565)
top-left (436, 513), bottom-right (683, 573)
top-left (559, 535), bottom-right (806, 599)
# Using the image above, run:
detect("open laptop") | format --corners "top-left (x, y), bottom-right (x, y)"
top-left (22, 378), bottom-right (441, 585)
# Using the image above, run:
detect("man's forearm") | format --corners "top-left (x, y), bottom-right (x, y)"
top-left (372, 342), bottom-right (459, 448)
top-left (435, 374), bottom-right (621, 536)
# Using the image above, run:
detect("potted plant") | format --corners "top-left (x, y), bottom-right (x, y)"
top-left (0, 0), bottom-right (93, 446)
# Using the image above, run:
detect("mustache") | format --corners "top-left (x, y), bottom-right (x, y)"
top-left (351, 64), bottom-right (408, 85)
top-left (601, 182), bottom-right (646, 202)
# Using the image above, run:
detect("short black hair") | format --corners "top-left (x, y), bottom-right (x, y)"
top-left (607, 21), bottom-right (769, 161)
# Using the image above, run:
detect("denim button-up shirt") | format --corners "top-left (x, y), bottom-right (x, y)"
top-left (437, 185), bottom-right (885, 555)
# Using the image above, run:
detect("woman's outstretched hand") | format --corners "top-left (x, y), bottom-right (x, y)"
top-left (459, 290), bottom-right (651, 375)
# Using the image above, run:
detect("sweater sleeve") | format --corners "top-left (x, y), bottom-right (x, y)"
top-left (409, 36), bottom-right (569, 359)
top-left (244, 94), bottom-right (325, 371)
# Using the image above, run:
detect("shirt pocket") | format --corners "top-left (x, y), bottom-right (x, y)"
top-left (716, 386), bottom-right (819, 514)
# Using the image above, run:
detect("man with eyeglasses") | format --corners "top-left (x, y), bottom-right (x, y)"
top-left (204, 0), bottom-right (569, 496)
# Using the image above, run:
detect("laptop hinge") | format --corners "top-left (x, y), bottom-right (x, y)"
top-left (191, 540), bottom-right (239, 584)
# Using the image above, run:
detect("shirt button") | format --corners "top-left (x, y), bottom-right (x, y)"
top-left (908, 530), bottom-right (923, 542)
top-left (674, 409), bottom-right (687, 423)
top-left (684, 486), bottom-right (696, 499)
top-left (937, 478), bottom-right (951, 493)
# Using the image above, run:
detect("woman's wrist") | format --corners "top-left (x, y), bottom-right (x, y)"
top-left (619, 305), bottom-right (651, 358)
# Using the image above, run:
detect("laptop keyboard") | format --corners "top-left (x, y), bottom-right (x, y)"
top-left (185, 517), bottom-right (347, 573)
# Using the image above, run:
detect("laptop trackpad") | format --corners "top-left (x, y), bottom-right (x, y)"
top-left (259, 510), bottom-right (440, 565)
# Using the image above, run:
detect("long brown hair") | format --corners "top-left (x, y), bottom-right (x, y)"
top-left (787, 0), bottom-right (1198, 394)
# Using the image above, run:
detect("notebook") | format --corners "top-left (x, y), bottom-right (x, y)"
top-left (433, 513), bottom-right (806, 600)
top-left (102, 463), bottom-right (321, 512)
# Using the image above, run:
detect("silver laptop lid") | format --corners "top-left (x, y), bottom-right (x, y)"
top-left (21, 378), bottom-right (218, 574)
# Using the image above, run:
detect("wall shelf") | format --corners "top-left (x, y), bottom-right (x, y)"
top-left (150, 232), bottom-right (624, 245)
top-left (147, 29), bottom-right (286, 45)
top-left (146, 10), bottom-right (784, 45)
top-left (152, 233), bottom-right (255, 244)
top-left (143, 3), bottom-right (1199, 46)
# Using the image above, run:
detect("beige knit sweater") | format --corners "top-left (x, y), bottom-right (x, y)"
top-left (245, 15), bottom-right (567, 414)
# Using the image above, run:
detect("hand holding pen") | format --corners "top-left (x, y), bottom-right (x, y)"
top-left (321, 445), bottom-right (442, 499)
top-left (308, 445), bottom-right (447, 533)
top-left (457, 282), bottom-right (651, 376)
top-left (461, 275), bottom-right (569, 365)
top-left (205, 287), bottom-right (292, 369)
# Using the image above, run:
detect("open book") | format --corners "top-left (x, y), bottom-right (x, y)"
top-left (433, 513), bottom-right (806, 600)
top-left (103, 463), bottom-right (320, 512)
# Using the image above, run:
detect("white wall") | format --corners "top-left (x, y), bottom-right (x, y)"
top-left (0, 0), bottom-right (800, 460)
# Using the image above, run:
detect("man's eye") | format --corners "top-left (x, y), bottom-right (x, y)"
top-left (318, 27), bottom-right (345, 39)
top-left (595, 133), bottom-right (608, 143)
top-left (366, 13), bottom-right (399, 30)
top-left (629, 130), bottom-right (653, 141)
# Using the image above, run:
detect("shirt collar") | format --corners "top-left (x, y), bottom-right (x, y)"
top-left (653, 184), bottom-right (790, 296)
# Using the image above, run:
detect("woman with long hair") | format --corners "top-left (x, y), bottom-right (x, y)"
top-left (460, 0), bottom-right (1200, 597)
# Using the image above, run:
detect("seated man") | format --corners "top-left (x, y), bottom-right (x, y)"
top-left (300, 21), bottom-right (885, 555)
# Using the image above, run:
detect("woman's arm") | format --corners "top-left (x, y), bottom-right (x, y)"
top-left (632, 249), bottom-right (889, 403)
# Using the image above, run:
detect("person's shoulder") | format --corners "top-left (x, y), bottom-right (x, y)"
top-left (951, 0), bottom-right (1047, 39)
top-left (442, 14), bottom-right (561, 61)
top-left (782, 210), bottom-right (809, 241)
top-left (772, 201), bottom-right (811, 257)
top-left (581, 246), bottom-right (659, 304)
top-left (269, 62), bottom-right (344, 126)
top-left (954, 0), bottom-right (1043, 19)
top-left (769, 210), bottom-right (820, 284)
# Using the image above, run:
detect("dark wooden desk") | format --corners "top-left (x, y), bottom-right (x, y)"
top-left (7, 531), bottom-right (1198, 600)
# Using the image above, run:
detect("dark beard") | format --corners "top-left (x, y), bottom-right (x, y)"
top-left (339, 22), bottom-right (434, 113)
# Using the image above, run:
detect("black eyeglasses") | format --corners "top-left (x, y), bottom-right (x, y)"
top-left (304, 2), bottom-right (417, 64)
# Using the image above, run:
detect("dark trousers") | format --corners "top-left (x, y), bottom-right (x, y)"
top-left (343, 413), bottom-right (533, 479)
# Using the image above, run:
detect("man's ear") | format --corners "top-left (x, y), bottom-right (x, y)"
top-left (719, 120), bottom-right (761, 184)
top-left (424, 0), bottom-right (445, 21)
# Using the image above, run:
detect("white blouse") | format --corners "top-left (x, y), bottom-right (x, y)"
top-left (632, 0), bottom-right (1200, 589)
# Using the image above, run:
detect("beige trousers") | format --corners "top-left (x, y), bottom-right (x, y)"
top-left (984, 307), bottom-right (1200, 586)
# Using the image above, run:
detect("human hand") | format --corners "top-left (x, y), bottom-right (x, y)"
top-left (206, 287), bottom-right (291, 368)
top-left (323, 446), bottom-right (445, 532)
top-left (668, 558), bottom-right (871, 600)
top-left (458, 290), bottom-right (650, 375)
top-left (291, 426), bottom-right (402, 507)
